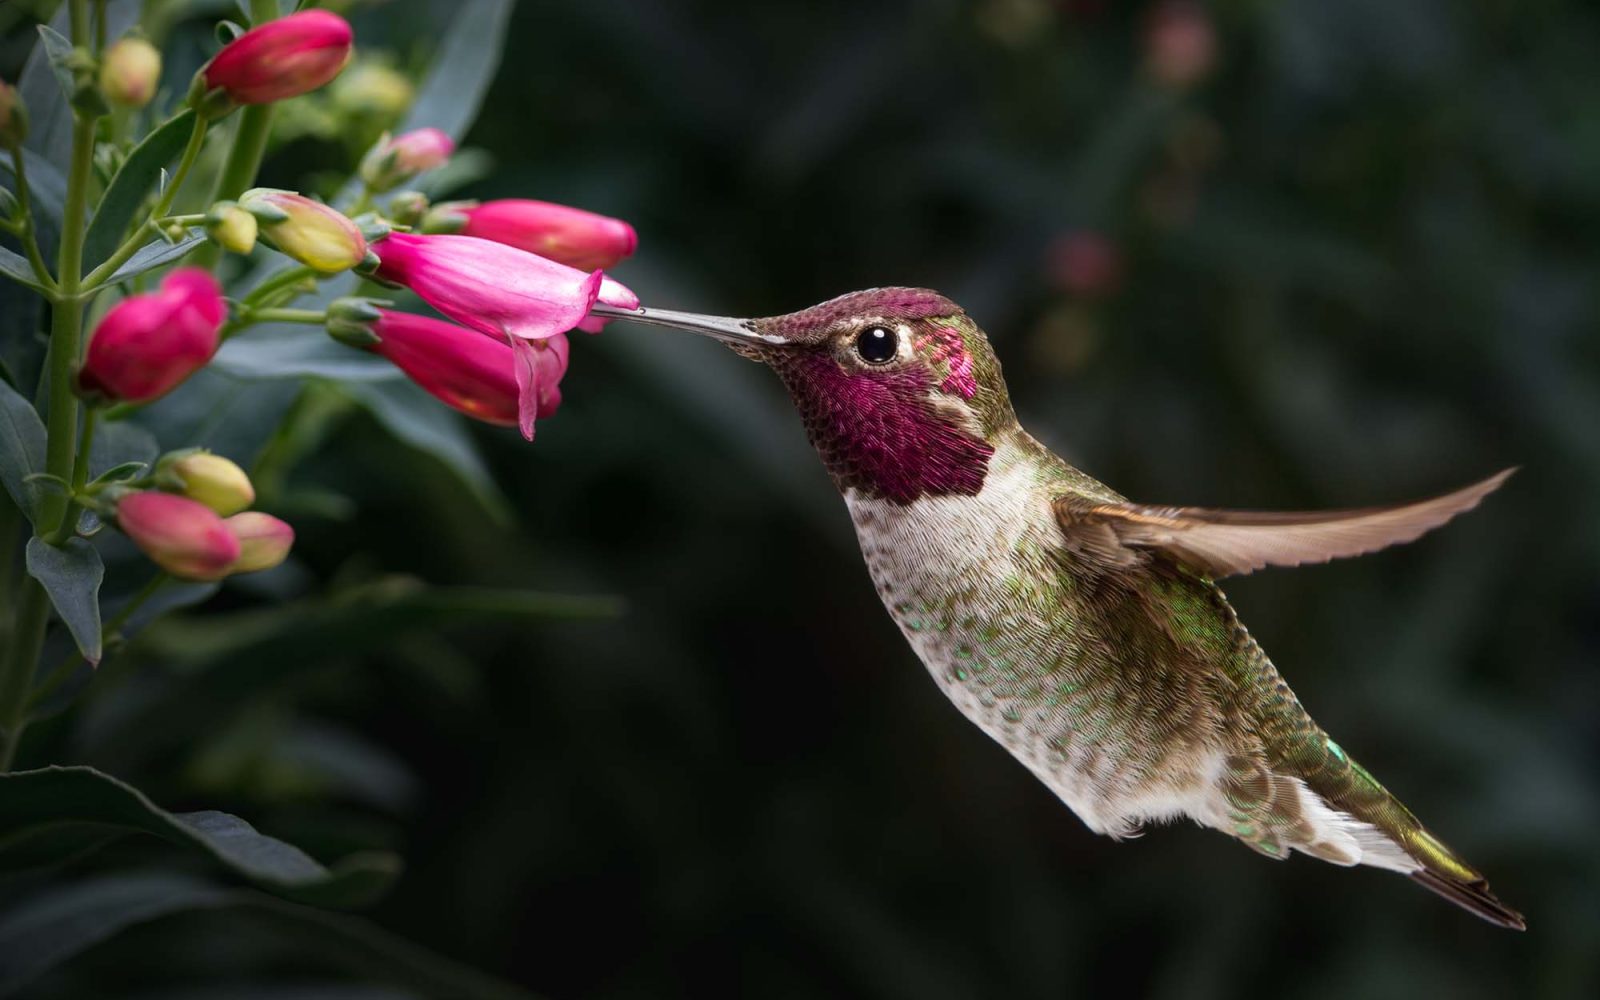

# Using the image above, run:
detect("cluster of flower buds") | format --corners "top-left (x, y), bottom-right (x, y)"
top-left (193, 9), bottom-right (353, 117)
top-left (99, 36), bottom-right (162, 109)
top-left (76, 269), bottom-right (226, 405)
top-left (359, 128), bottom-right (455, 193)
top-left (114, 451), bottom-right (293, 581)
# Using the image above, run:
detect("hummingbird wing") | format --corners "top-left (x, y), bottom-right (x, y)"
top-left (1052, 468), bottom-right (1513, 579)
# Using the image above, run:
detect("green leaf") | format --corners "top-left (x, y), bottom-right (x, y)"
top-left (0, 148), bottom-right (67, 225)
top-left (85, 110), bottom-right (201, 273)
top-left (88, 419), bottom-right (160, 479)
top-left (0, 767), bottom-right (400, 908)
top-left (107, 231), bottom-right (206, 284)
top-left (33, 25), bottom-right (78, 113)
top-left (401, 0), bottom-right (515, 140)
top-left (0, 375), bottom-right (46, 523)
top-left (212, 328), bottom-right (400, 381)
top-left (88, 461), bottom-right (148, 485)
top-left (341, 379), bottom-right (511, 522)
top-left (0, 872), bottom-right (537, 999)
top-left (25, 537), bottom-right (104, 665)
top-left (0, 246), bottom-right (47, 292)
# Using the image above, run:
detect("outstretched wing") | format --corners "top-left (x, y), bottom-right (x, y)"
top-left (1053, 468), bottom-right (1514, 579)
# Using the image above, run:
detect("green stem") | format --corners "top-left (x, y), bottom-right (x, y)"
top-left (348, 190), bottom-right (374, 217)
top-left (0, 0), bottom-right (106, 772)
top-left (5, 143), bottom-right (58, 291)
top-left (81, 112), bottom-right (210, 290)
top-left (242, 263), bottom-right (318, 306)
top-left (247, 307), bottom-right (327, 325)
top-left (46, 408), bottom-right (98, 545)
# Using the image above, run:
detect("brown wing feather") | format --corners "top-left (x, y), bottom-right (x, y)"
top-left (1054, 468), bottom-right (1514, 579)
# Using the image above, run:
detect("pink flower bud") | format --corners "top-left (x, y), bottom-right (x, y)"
top-left (241, 189), bottom-right (366, 273)
top-left (360, 128), bottom-right (454, 193)
top-left (1143, 2), bottom-right (1217, 89)
top-left (363, 309), bottom-right (568, 439)
top-left (116, 492), bottom-right (241, 581)
top-left (100, 37), bottom-right (162, 109)
top-left (371, 232), bottom-right (638, 346)
top-left (453, 199), bottom-right (638, 271)
top-left (223, 512), bottom-right (295, 573)
top-left (78, 268), bottom-right (225, 404)
top-left (202, 10), bottom-right (353, 106)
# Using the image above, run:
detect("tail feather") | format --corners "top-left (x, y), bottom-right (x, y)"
top-left (1409, 869), bottom-right (1526, 931)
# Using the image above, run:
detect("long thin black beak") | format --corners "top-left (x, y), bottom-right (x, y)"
top-left (589, 304), bottom-right (789, 347)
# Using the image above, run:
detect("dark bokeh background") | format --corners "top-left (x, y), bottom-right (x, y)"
top-left (6, 0), bottom-right (1600, 997)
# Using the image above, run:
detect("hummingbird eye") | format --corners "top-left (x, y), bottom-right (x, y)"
top-left (854, 326), bottom-right (898, 365)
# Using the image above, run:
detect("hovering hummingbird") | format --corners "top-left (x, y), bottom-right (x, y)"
top-left (594, 288), bottom-right (1524, 929)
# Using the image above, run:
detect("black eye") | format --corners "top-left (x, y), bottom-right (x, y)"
top-left (854, 326), bottom-right (898, 365)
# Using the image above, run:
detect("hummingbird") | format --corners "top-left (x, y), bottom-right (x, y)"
top-left (593, 287), bottom-right (1524, 930)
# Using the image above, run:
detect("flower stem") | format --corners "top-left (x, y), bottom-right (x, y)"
top-left (4, 143), bottom-right (58, 291)
top-left (242, 263), bottom-right (319, 307)
top-left (45, 407), bottom-right (98, 546)
top-left (247, 307), bottom-right (327, 325)
top-left (1, 1), bottom-right (105, 772)
top-left (81, 112), bottom-right (210, 291)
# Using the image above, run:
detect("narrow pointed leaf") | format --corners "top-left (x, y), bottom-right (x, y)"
top-left (106, 231), bottom-right (206, 284)
top-left (25, 537), bottom-right (104, 663)
top-left (85, 111), bottom-right (201, 271)
top-left (0, 246), bottom-right (47, 291)
top-left (0, 376), bottom-right (47, 523)
top-left (0, 767), bottom-right (399, 908)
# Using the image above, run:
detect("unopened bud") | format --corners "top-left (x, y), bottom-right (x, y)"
top-left (240, 188), bottom-right (367, 273)
top-left (77, 269), bottom-right (225, 404)
top-left (359, 128), bottom-right (454, 193)
top-left (100, 36), bottom-right (162, 109)
top-left (116, 491), bottom-right (240, 581)
top-left (330, 60), bottom-right (413, 117)
top-left (159, 450), bottom-right (254, 516)
top-left (200, 10), bottom-right (352, 107)
top-left (420, 201), bottom-right (470, 235)
top-left (205, 201), bottom-right (258, 254)
top-left (223, 512), bottom-right (294, 573)
top-left (325, 296), bottom-right (383, 347)
top-left (0, 80), bottom-right (27, 146)
top-left (386, 190), bottom-right (429, 227)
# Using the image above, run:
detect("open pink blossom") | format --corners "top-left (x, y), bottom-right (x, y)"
top-left (202, 10), bottom-right (353, 105)
top-left (449, 199), bottom-right (638, 271)
top-left (371, 231), bottom-right (638, 343)
top-left (77, 268), bottom-right (225, 403)
top-left (364, 309), bottom-right (568, 439)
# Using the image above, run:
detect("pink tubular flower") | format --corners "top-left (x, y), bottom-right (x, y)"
top-left (117, 492), bottom-right (241, 581)
top-left (448, 199), bottom-right (638, 271)
top-left (223, 512), bottom-right (295, 573)
top-left (363, 309), bottom-right (567, 439)
top-left (372, 231), bottom-right (638, 343)
top-left (202, 10), bottom-right (353, 105)
top-left (77, 268), bottom-right (225, 404)
top-left (360, 128), bottom-right (455, 192)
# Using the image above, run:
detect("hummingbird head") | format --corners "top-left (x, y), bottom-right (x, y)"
top-left (595, 288), bottom-right (1016, 505)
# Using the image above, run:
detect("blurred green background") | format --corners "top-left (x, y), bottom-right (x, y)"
top-left (4, 0), bottom-right (1599, 997)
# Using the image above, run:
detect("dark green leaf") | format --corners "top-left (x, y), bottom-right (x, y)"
top-left (107, 231), bottom-right (206, 284)
top-left (33, 25), bottom-right (78, 113)
top-left (399, 0), bottom-right (515, 140)
top-left (85, 111), bottom-right (201, 273)
top-left (0, 766), bottom-right (399, 908)
top-left (212, 328), bottom-right (400, 381)
top-left (341, 379), bottom-right (510, 522)
top-left (88, 461), bottom-right (148, 485)
top-left (0, 246), bottom-right (47, 291)
top-left (0, 375), bottom-right (46, 523)
top-left (25, 537), bottom-right (104, 664)
top-left (88, 419), bottom-right (160, 479)
top-left (17, 4), bottom-right (137, 171)
top-left (0, 872), bottom-right (536, 999)
top-left (0, 148), bottom-right (67, 225)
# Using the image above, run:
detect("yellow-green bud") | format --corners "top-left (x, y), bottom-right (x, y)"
top-left (330, 61), bottom-right (413, 117)
top-left (206, 201), bottom-right (259, 255)
top-left (240, 188), bottom-right (367, 273)
top-left (162, 451), bottom-right (255, 516)
top-left (99, 37), bottom-right (162, 109)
